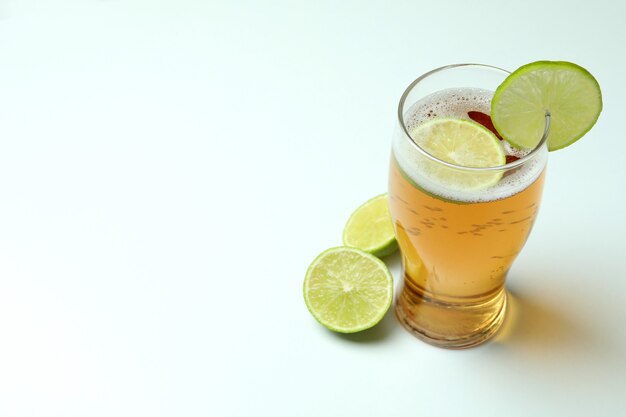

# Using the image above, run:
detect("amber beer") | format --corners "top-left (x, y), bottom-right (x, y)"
top-left (390, 160), bottom-right (545, 346)
top-left (389, 65), bottom-right (549, 348)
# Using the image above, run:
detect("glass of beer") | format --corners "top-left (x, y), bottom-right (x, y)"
top-left (389, 64), bottom-right (550, 349)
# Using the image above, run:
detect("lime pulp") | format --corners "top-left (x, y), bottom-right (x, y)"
top-left (303, 247), bottom-right (393, 333)
top-left (491, 61), bottom-right (602, 151)
top-left (342, 194), bottom-right (398, 257)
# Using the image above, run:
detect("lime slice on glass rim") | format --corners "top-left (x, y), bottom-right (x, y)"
top-left (409, 118), bottom-right (506, 190)
top-left (303, 247), bottom-right (393, 333)
top-left (342, 194), bottom-right (397, 257)
top-left (491, 61), bottom-right (602, 151)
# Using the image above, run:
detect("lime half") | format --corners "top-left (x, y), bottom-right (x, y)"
top-left (409, 118), bottom-right (506, 189)
top-left (491, 61), bottom-right (602, 151)
top-left (303, 247), bottom-right (393, 333)
top-left (342, 194), bottom-right (397, 257)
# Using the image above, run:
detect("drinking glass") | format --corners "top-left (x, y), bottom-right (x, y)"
top-left (389, 64), bottom-right (549, 348)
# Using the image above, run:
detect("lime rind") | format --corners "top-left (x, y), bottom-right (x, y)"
top-left (371, 239), bottom-right (398, 258)
top-left (342, 194), bottom-right (397, 257)
top-left (491, 61), bottom-right (602, 151)
top-left (303, 247), bottom-right (393, 333)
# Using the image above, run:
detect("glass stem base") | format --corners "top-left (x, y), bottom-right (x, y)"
top-left (395, 283), bottom-right (507, 349)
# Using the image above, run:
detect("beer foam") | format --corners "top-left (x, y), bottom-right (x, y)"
top-left (394, 88), bottom-right (547, 203)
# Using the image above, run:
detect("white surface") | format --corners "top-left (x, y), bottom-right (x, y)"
top-left (0, 1), bottom-right (625, 416)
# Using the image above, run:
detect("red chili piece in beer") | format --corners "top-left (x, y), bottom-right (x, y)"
top-left (467, 111), bottom-right (504, 141)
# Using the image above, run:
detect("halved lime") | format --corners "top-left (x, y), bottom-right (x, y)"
top-left (342, 194), bottom-right (397, 257)
top-left (491, 61), bottom-right (602, 151)
top-left (303, 247), bottom-right (393, 333)
top-left (409, 118), bottom-right (506, 189)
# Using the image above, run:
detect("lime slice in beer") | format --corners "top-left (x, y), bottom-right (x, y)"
top-left (303, 247), bottom-right (393, 333)
top-left (342, 194), bottom-right (397, 257)
top-left (409, 118), bottom-right (506, 189)
top-left (491, 61), bottom-right (602, 151)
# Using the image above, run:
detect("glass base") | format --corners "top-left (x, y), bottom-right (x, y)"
top-left (395, 286), bottom-right (507, 349)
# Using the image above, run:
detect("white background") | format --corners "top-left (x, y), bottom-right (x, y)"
top-left (1, 1), bottom-right (625, 416)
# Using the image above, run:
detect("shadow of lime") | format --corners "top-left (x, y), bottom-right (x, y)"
top-left (382, 250), bottom-right (402, 269)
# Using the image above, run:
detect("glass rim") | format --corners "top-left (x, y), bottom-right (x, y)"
top-left (397, 63), bottom-right (550, 172)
